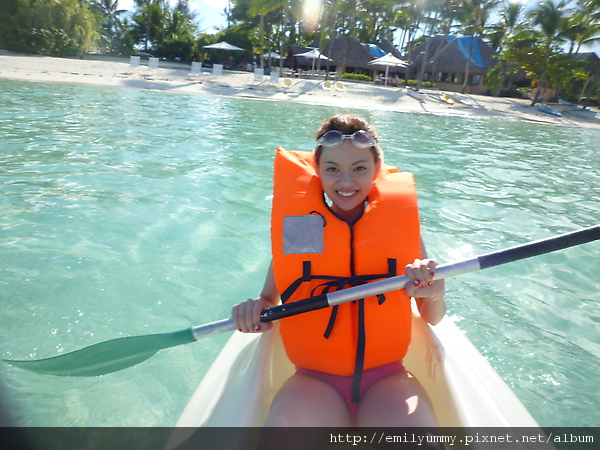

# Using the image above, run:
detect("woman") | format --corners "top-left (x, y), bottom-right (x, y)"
top-left (232, 114), bottom-right (446, 429)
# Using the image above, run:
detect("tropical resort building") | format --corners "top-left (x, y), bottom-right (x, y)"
top-left (573, 52), bottom-right (600, 78)
top-left (291, 37), bottom-right (406, 81)
top-left (407, 35), bottom-right (498, 94)
top-left (290, 34), bottom-right (499, 92)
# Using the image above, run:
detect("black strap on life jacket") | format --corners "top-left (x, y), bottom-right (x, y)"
top-left (280, 258), bottom-right (398, 404)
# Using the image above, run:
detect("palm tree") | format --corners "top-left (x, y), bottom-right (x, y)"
top-left (579, 0), bottom-right (600, 22)
top-left (97, 0), bottom-right (127, 34)
top-left (134, 0), bottom-right (158, 52)
top-left (415, 2), bottom-right (441, 91)
top-left (568, 0), bottom-right (600, 52)
top-left (528, 0), bottom-right (571, 105)
top-left (487, 0), bottom-right (524, 53)
top-left (429, 0), bottom-right (461, 85)
top-left (457, 0), bottom-right (500, 93)
top-left (485, 1), bottom-right (526, 91)
top-left (248, 0), bottom-right (303, 73)
top-left (400, 0), bottom-right (425, 56)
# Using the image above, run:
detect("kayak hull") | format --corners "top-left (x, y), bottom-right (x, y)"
top-left (174, 305), bottom-right (539, 429)
top-left (536, 103), bottom-right (563, 117)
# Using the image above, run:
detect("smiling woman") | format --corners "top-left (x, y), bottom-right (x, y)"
top-left (231, 114), bottom-right (447, 434)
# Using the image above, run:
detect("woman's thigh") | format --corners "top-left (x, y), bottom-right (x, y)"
top-left (259, 374), bottom-right (352, 450)
top-left (357, 371), bottom-right (437, 428)
top-left (265, 373), bottom-right (352, 427)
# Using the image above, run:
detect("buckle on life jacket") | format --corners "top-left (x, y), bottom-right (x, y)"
top-left (280, 258), bottom-right (398, 338)
top-left (281, 258), bottom-right (398, 405)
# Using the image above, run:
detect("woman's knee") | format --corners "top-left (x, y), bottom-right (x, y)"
top-left (357, 371), bottom-right (437, 428)
top-left (264, 374), bottom-right (352, 427)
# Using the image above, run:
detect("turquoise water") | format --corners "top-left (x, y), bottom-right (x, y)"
top-left (0, 78), bottom-right (598, 428)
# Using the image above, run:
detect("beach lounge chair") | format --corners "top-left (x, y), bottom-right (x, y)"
top-left (269, 71), bottom-right (280, 86)
top-left (334, 81), bottom-right (345, 92)
top-left (253, 68), bottom-right (265, 85)
top-left (141, 57), bottom-right (159, 78)
top-left (322, 80), bottom-right (333, 91)
top-left (188, 61), bottom-right (203, 79)
top-left (125, 56), bottom-right (140, 74)
top-left (212, 64), bottom-right (223, 78)
top-left (148, 57), bottom-right (159, 71)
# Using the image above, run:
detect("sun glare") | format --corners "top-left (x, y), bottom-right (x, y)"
top-left (302, 0), bottom-right (323, 33)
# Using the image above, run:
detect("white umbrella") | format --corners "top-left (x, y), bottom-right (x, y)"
top-left (368, 53), bottom-right (407, 85)
top-left (294, 48), bottom-right (330, 60)
top-left (204, 41), bottom-right (244, 51)
top-left (263, 52), bottom-right (283, 60)
top-left (204, 41), bottom-right (244, 67)
top-left (294, 48), bottom-right (331, 71)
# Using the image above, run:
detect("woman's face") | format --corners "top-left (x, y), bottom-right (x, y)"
top-left (317, 141), bottom-right (381, 222)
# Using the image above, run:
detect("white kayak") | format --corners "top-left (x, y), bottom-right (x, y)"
top-left (167, 303), bottom-right (548, 448)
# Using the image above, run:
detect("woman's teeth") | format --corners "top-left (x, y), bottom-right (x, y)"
top-left (338, 191), bottom-right (357, 197)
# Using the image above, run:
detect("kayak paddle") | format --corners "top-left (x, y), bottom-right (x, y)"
top-left (3, 224), bottom-right (598, 376)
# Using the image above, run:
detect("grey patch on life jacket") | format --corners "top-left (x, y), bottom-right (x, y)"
top-left (283, 215), bottom-right (324, 254)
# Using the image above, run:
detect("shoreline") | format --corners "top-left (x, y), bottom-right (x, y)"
top-left (2, 51), bottom-right (600, 130)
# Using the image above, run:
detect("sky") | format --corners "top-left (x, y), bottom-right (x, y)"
top-left (119, 0), bottom-right (228, 33)
top-left (118, 0), bottom-right (599, 54)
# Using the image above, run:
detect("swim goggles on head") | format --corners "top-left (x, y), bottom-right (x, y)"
top-left (317, 130), bottom-right (376, 148)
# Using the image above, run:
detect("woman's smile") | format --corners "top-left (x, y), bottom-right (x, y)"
top-left (317, 142), bottom-right (380, 222)
top-left (337, 190), bottom-right (358, 197)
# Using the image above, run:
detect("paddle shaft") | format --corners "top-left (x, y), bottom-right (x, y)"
top-left (192, 224), bottom-right (599, 340)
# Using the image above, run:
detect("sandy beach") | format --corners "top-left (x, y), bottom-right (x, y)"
top-left (2, 51), bottom-right (600, 130)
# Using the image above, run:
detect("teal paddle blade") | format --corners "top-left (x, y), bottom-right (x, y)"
top-left (3, 327), bottom-right (196, 377)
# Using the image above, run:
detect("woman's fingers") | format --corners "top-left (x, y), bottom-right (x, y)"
top-left (232, 298), bottom-right (273, 333)
top-left (232, 299), bottom-right (254, 332)
top-left (406, 259), bottom-right (438, 285)
top-left (405, 259), bottom-right (439, 297)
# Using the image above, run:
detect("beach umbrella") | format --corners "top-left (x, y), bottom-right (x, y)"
top-left (204, 41), bottom-right (244, 66)
top-left (368, 53), bottom-right (407, 85)
top-left (263, 52), bottom-right (283, 60)
top-left (294, 48), bottom-right (331, 71)
top-left (204, 41), bottom-right (244, 51)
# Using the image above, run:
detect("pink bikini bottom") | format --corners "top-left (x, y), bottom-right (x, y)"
top-left (295, 361), bottom-right (406, 427)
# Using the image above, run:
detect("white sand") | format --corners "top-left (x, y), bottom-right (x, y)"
top-left (2, 51), bottom-right (599, 130)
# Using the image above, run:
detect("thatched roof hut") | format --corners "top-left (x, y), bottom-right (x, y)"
top-left (572, 52), bottom-right (600, 76)
top-left (408, 35), bottom-right (497, 75)
top-left (407, 35), bottom-right (498, 93)
top-left (290, 44), bottom-right (318, 69)
top-left (378, 39), bottom-right (403, 59)
top-left (293, 37), bottom-right (408, 78)
top-left (322, 36), bottom-right (375, 72)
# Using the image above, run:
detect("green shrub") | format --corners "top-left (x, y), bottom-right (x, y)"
top-left (155, 37), bottom-right (196, 61)
top-left (404, 79), bottom-right (435, 88)
top-left (341, 73), bottom-right (372, 82)
top-left (9, 28), bottom-right (81, 56)
top-left (498, 89), bottom-right (524, 98)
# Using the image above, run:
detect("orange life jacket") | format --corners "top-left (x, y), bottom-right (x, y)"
top-left (271, 147), bottom-right (421, 382)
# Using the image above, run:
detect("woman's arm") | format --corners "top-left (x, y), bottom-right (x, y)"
top-left (232, 259), bottom-right (280, 333)
top-left (404, 238), bottom-right (447, 325)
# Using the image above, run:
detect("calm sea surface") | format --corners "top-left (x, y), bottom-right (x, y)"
top-left (0, 78), bottom-right (598, 428)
